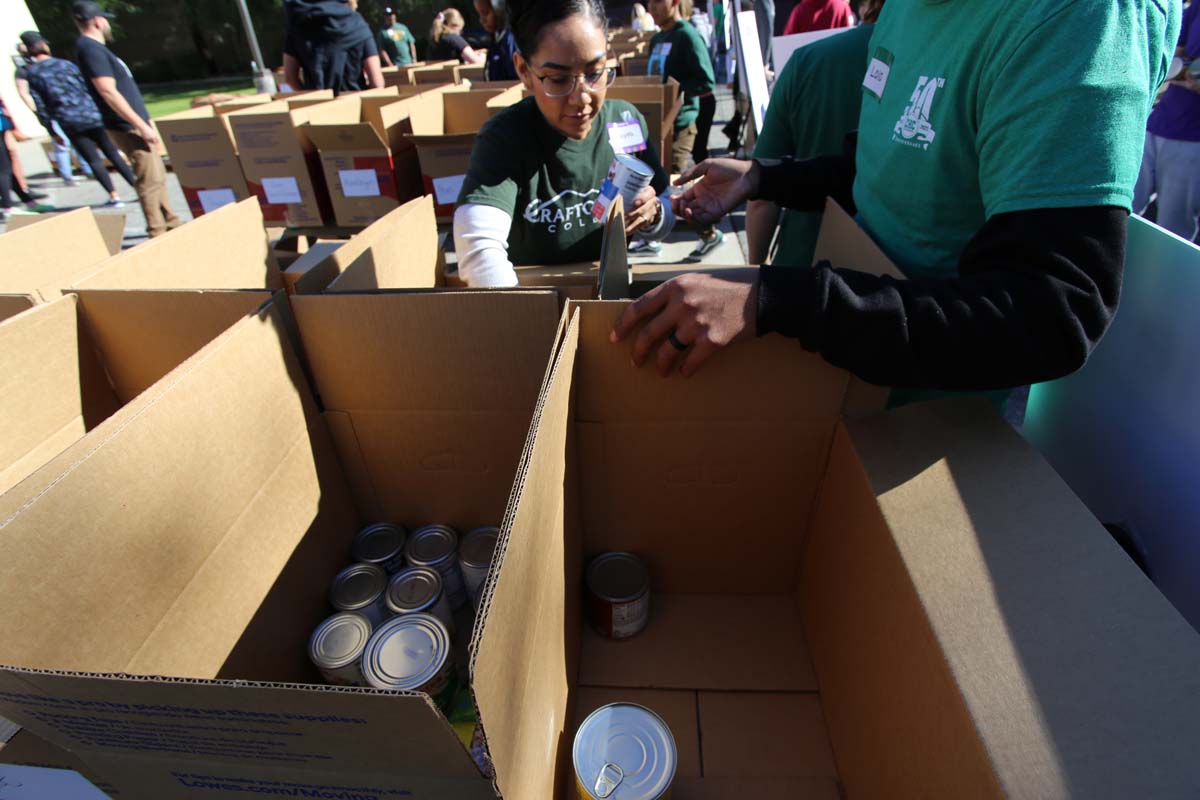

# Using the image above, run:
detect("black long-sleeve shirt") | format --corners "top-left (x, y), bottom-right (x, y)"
top-left (752, 153), bottom-right (1126, 392)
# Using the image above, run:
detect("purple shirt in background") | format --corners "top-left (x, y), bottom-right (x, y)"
top-left (1148, 1), bottom-right (1200, 141)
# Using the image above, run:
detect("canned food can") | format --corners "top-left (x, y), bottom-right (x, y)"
top-left (386, 565), bottom-right (456, 634)
top-left (308, 611), bottom-right (373, 686)
top-left (352, 522), bottom-right (408, 574)
top-left (406, 524), bottom-right (468, 610)
top-left (459, 526), bottom-right (499, 603)
top-left (592, 154), bottom-right (655, 222)
top-left (573, 703), bottom-right (676, 799)
top-left (361, 613), bottom-right (457, 711)
top-left (586, 552), bottom-right (650, 639)
top-left (329, 563), bottom-right (390, 626)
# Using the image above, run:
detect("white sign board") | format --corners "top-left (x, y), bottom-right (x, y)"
top-left (736, 10), bottom-right (771, 135)
top-left (432, 174), bottom-right (466, 205)
top-left (196, 187), bottom-right (237, 214)
top-left (261, 176), bottom-right (302, 205)
top-left (339, 169), bottom-right (381, 198)
top-left (772, 28), bottom-right (851, 73)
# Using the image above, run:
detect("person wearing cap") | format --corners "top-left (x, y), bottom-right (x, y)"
top-left (73, 0), bottom-right (181, 237)
top-left (378, 8), bottom-right (417, 67)
top-left (20, 30), bottom-right (133, 208)
top-left (473, 0), bottom-right (519, 82)
top-left (283, 0), bottom-right (385, 93)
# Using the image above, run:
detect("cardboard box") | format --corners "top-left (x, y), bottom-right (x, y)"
top-left (607, 79), bottom-right (683, 173)
top-left (71, 197), bottom-right (284, 292)
top-left (383, 60), bottom-right (457, 87)
top-left (0, 208), bottom-right (115, 301)
top-left (0, 728), bottom-right (118, 796)
top-left (454, 63), bottom-right (487, 84)
top-left (2, 208), bottom-right (125, 256)
top-left (281, 241), bottom-right (345, 292)
top-left (405, 87), bottom-right (510, 221)
top-left (473, 290), bottom-right (1200, 797)
top-left (0, 294), bottom-right (34, 322)
top-left (412, 63), bottom-right (460, 85)
top-left (0, 288), bottom-right (563, 800)
top-left (157, 105), bottom-right (252, 218)
top-left (0, 288), bottom-right (272, 497)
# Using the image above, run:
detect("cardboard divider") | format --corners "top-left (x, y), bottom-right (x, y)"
top-left (0, 208), bottom-right (114, 301)
top-left (71, 198), bottom-right (283, 291)
top-left (0, 294), bottom-right (34, 323)
top-left (157, 105), bottom-right (251, 218)
top-left (3, 209), bottom-right (125, 256)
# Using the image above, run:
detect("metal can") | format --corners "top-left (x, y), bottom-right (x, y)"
top-left (386, 565), bottom-right (456, 635)
top-left (586, 552), bottom-right (650, 639)
top-left (573, 703), bottom-right (676, 799)
top-left (351, 522), bottom-right (408, 574)
top-left (459, 526), bottom-right (499, 603)
top-left (308, 611), bottom-right (373, 686)
top-left (593, 153), bottom-right (655, 222)
top-left (361, 613), bottom-right (456, 711)
top-left (329, 563), bottom-right (389, 626)
top-left (406, 524), bottom-right (468, 610)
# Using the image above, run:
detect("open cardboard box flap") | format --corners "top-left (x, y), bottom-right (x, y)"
top-left (3, 209), bottom-right (124, 257)
top-left (0, 208), bottom-right (114, 301)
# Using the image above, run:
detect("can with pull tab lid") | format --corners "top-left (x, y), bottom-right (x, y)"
top-left (573, 703), bottom-right (677, 799)
top-left (586, 552), bottom-right (650, 639)
top-left (360, 613), bottom-right (456, 711)
top-left (459, 526), bottom-right (499, 604)
top-left (308, 611), bottom-right (373, 686)
top-left (351, 522), bottom-right (408, 574)
top-left (386, 565), bottom-right (456, 634)
top-left (406, 524), bottom-right (468, 610)
top-left (329, 563), bottom-right (389, 626)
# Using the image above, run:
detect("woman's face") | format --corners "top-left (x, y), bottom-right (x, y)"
top-left (515, 14), bottom-right (609, 140)
top-left (474, 0), bottom-right (497, 33)
top-left (648, 0), bottom-right (675, 27)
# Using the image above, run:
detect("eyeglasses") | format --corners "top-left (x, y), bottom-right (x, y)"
top-left (533, 66), bottom-right (617, 98)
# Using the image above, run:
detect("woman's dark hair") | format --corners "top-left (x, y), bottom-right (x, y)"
top-left (508, 0), bottom-right (609, 59)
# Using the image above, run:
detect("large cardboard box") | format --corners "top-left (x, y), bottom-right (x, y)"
top-left (157, 105), bottom-right (252, 218)
top-left (0, 288), bottom-right (272, 498)
top-left (0, 289), bottom-right (563, 800)
top-left (0, 208), bottom-right (117, 302)
top-left (607, 79), bottom-right (683, 172)
top-left (384, 60), bottom-right (457, 87)
top-left (3, 209), bottom-right (125, 256)
top-left (472, 295), bottom-right (1200, 798)
top-left (71, 197), bottom-right (284, 291)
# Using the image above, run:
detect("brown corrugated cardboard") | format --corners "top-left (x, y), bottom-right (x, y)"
top-left (0, 729), bottom-right (118, 795)
top-left (454, 63), bottom-right (486, 84)
top-left (384, 60), bottom-right (457, 87)
top-left (473, 211), bottom-right (1200, 797)
top-left (0, 294), bottom-right (34, 322)
top-left (72, 197), bottom-right (283, 291)
top-left (0, 208), bottom-right (114, 301)
top-left (412, 63), bottom-right (459, 85)
top-left (3, 209), bottom-right (125, 256)
top-left (157, 105), bottom-right (252, 218)
top-left (282, 241), bottom-right (344, 292)
top-left (607, 80), bottom-right (683, 172)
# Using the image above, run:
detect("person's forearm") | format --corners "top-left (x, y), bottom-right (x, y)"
top-left (364, 55), bottom-right (384, 88)
top-left (16, 82), bottom-right (36, 114)
top-left (454, 203), bottom-right (519, 287)
top-left (746, 199), bottom-right (780, 263)
top-left (380, 49), bottom-right (394, 68)
top-left (97, 85), bottom-right (147, 131)
top-left (755, 206), bottom-right (1126, 391)
top-left (409, 42), bottom-right (418, 62)
top-left (753, 154), bottom-right (855, 214)
top-left (283, 54), bottom-right (303, 90)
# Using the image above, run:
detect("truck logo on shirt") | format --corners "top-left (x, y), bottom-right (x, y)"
top-left (523, 189), bottom-right (601, 234)
top-left (893, 76), bottom-right (944, 149)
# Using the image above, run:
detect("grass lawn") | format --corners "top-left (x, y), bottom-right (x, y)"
top-left (142, 79), bottom-right (258, 119)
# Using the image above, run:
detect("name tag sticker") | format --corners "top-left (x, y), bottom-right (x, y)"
top-left (197, 187), bottom-right (236, 214)
top-left (339, 169), bottom-right (380, 197)
top-left (262, 176), bottom-right (302, 205)
top-left (432, 174), bottom-right (466, 204)
top-left (607, 121), bottom-right (646, 154)
top-left (863, 47), bottom-right (894, 101)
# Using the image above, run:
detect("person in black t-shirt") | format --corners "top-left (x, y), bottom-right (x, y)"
top-left (73, 0), bottom-right (181, 237)
top-left (283, 0), bottom-right (384, 94)
top-left (428, 8), bottom-right (484, 64)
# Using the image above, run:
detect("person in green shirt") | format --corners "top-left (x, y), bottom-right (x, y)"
top-left (647, 0), bottom-right (722, 256)
top-left (454, 0), bottom-right (677, 286)
top-left (609, 0), bottom-right (1176, 404)
top-left (378, 7), bottom-right (417, 67)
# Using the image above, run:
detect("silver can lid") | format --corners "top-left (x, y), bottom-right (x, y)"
top-left (406, 524), bottom-right (459, 567)
top-left (352, 522), bottom-right (408, 564)
top-left (386, 566), bottom-right (443, 613)
top-left (309, 612), bottom-right (373, 669)
top-left (573, 703), bottom-right (677, 800)
top-left (586, 552), bottom-right (649, 603)
top-left (614, 153), bottom-right (655, 178)
top-left (460, 526), bottom-right (499, 568)
top-left (361, 613), bottom-right (452, 691)
top-left (330, 563), bottom-right (388, 611)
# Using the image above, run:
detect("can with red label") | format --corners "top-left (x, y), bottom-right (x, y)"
top-left (592, 154), bottom-right (655, 222)
top-left (586, 552), bottom-right (650, 639)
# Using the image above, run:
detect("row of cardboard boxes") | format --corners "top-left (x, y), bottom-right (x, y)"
top-left (0, 198), bottom-right (1198, 799)
top-left (160, 66), bottom-right (681, 229)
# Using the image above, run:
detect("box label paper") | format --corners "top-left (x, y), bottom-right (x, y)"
top-left (339, 169), bottom-right (381, 198)
top-left (261, 176), bottom-right (302, 205)
top-left (197, 188), bottom-right (237, 214)
top-left (432, 174), bottom-right (466, 205)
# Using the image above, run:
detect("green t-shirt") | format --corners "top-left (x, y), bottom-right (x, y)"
top-left (648, 19), bottom-right (716, 129)
top-left (855, 0), bottom-right (1177, 280)
top-left (460, 97), bottom-right (670, 266)
top-left (753, 25), bottom-right (873, 268)
top-left (379, 23), bottom-right (415, 66)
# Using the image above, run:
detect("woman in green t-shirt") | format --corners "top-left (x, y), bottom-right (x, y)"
top-left (454, 0), bottom-right (676, 286)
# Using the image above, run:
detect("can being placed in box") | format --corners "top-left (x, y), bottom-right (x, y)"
top-left (330, 563), bottom-right (390, 625)
top-left (386, 565), bottom-right (456, 634)
top-left (406, 524), bottom-right (468, 610)
top-left (308, 611), bottom-right (373, 686)
top-left (592, 153), bottom-right (655, 222)
top-left (573, 703), bottom-right (677, 799)
top-left (352, 522), bottom-right (408, 574)
top-left (459, 526), bottom-right (499, 604)
top-left (586, 552), bottom-right (650, 639)
top-left (361, 613), bottom-right (456, 711)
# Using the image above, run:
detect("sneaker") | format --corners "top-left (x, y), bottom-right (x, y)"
top-left (629, 239), bottom-right (663, 255)
top-left (24, 202), bottom-right (55, 213)
top-left (104, 198), bottom-right (126, 208)
top-left (690, 229), bottom-right (725, 258)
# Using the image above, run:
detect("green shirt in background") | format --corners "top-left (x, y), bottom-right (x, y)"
top-left (648, 19), bottom-right (715, 129)
top-left (753, 25), bottom-right (873, 268)
top-left (855, 0), bottom-right (1176, 280)
top-left (378, 23), bottom-right (415, 66)
top-left (460, 97), bottom-right (669, 266)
